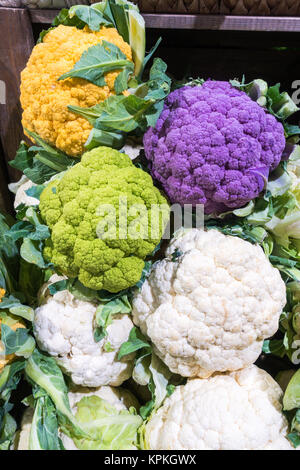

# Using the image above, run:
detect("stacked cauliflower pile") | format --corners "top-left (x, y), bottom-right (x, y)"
top-left (133, 228), bottom-right (293, 450)
top-left (14, 15), bottom-right (298, 447)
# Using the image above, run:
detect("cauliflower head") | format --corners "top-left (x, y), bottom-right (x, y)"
top-left (144, 81), bottom-right (286, 214)
top-left (132, 228), bottom-right (286, 378)
top-left (16, 385), bottom-right (140, 451)
top-left (20, 25), bottom-right (132, 157)
top-left (144, 365), bottom-right (294, 450)
top-left (39, 147), bottom-right (169, 292)
top-left (33, 276), bottom-right (135, 387)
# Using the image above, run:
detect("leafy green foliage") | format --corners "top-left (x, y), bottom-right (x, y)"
top-left (59, 41), bottom-right (134, 88)
top-left (118, 326), bottom-right (151, 359)
top-left (25, 349), bottom-right (88, 440)
top-left (9, 135), bottom-right (74, 185)
top-left (231, 77), bottom-right (300, 137)
top-left (0, 361), bottom-right (25, 449)
top-left (71, 395), bottom-right (142, 450)
top-left (1, 324), bottom-right (35, 359)
top-left (68, 56), bottom-right (171, 149)
top-left (0, 361), bottom-right (25, 403)
top-left (118, 328), bottom-right (176, 420)
top-left (94, 295), bottom-right (131, 343)
top-left (0, 213), bottom-right (20, 294)
top-left (0, 410), bottom-right (16, 450)
top-left (29, 393), bottom-right (61, 450)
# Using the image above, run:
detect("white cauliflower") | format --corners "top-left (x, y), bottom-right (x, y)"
top-left (15, 386), bottom-right (139, 451)
top-left (8, 176), bottom-right (39, 209)
top-left (133, 228), bottom-right (286, 378)
top-left (34, 276), bottom-right (135, 387)
top-left (144, 365), bottom-right (294, 450)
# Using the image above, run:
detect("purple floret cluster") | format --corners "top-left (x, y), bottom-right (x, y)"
top-left (143, 81), bottom-right (286, 214)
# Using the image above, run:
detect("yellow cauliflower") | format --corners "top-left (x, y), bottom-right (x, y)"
top-left (20, 25), bottom-right (132, 157)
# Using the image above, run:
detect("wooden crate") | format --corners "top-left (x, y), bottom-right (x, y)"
top-left (1, 6), bottom-right (300, 214)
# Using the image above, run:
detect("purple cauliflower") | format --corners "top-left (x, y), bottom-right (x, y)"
top-left (143, 81), bottom-right (286, 214)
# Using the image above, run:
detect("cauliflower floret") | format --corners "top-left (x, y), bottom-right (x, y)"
top-left (33, 276), bottom-right (135, 387)
top-left (15, 386), bottom-right (139, 451)
top-left (145, 365), bottom-right (294, 450)
top-left (8, 176), bottom-right (39, 209)
top-left (133, 228), bottom-right (286, 378)
top-left (144, 81), bottom-right (286, 214)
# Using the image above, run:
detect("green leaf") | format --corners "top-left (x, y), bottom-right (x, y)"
top-left (94, 295), bottom-right (131, 343)
top-left (134, 58), bottom-right (171, 127)
top-left (0, 412), bottom-right (16, 450)
top-left (9, 137), bottom-right (73, 185)
top-left (114, 67), bottom-right (133, 94)
top-left (85, 127), bottom-right (125, 151)
top-left (52, 8), bottom-right (86, 28)
top-left (18, 258), bottom-right (46, 307)
top-left (25, 349), bottom-right (88, 440)
top-left (283, 369), bottom-right (300, 411)
top-left (138, 354), bottom-right (174, 420)
top-left (67, 279), bottom-right (99, 303)
top-left (288, 432), bottom-right (300, 448)
top-left (58, 41), bottom-right (133, 88)
top-left (29, 394), bottom-right (61, 450)
top-left (109, 1), bottom-right (130, 43)
top-left (8, 208), bottom-right (50, 243)
top-left (48, 280), bottom-right (68, 296)
top-left (68, 103), bottom-right (105, 126)
top-left (94, 94), bottom-right (155, 133)
top-left (68, 5), bottom-right (112, 31)
top-left (72, 395), bottom-right (142, 450)
top-left (118, 326), bottom-right (151, 359)
top-left (25, 185), bottom-right (46, 201)
top-left (20, 239), bottom-right (47, 269)
top-left (262, 339), bottom-right (286, 357)
top-left (149, 354), bottom-right (172, 410)
top-left (140, 37), bottom-right (162, 78)
top-left (136, 261), bottom-right (152, 290)
top-left (0, 324), bottom-right (35, 359)
top-left (0, 360), bottom-right (25, 402)
top-left (0, 214), bottom-right (19, 294)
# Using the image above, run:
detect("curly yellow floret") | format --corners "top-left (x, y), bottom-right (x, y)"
top-left (39, 147), bottom-right (169, 292)
top-left (20, 25), bottom-right (132, 157)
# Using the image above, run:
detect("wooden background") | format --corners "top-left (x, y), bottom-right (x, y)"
top-left (1, 6), bottom-right (300, 214)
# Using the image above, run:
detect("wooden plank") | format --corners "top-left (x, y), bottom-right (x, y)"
top-left (30, 9), bottom-right (300, 32)
top-left (0, 144), bottom-right (13, 215)
top-left (0, 7), bottom-right (34, 182)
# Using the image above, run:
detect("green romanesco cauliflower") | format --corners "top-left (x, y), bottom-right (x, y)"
top-left (39, 147), bottom-right (169, 292)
